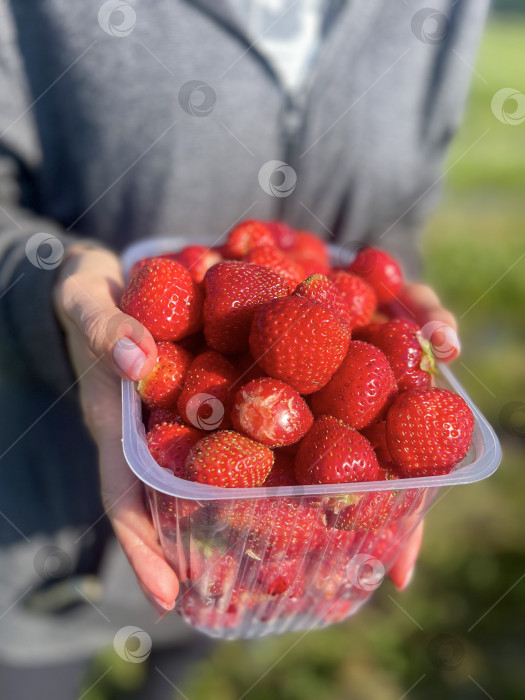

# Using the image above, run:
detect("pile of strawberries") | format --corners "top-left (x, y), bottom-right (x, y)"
top-left (120, 219), bottom-right (475, 633)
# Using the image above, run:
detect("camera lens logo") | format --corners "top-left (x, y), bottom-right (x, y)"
top-left (411, 8), bottom-right (449, 45)
top-left (185, 393), bottom-right (224, 430)
top-left (113, 626), bottom-right (152, 663)
top-left (347, 554), bottom-right (385, 591)
top-left (491, 88), bottom-right (525, 126)
top-left (258, 160), bottom-right (297, 198)
top-left (178, 81), bottom-right (217, 117)
top-left (98, 1), bottom-right (137, 38)
top-left (419, 321), bottom-right (459, 361)
top-left (25, 233), bottom-right (64, 270)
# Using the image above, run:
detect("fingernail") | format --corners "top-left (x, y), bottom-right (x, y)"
top-left (114, 338), bottom-right (146, 380)
top-left (399, 565), bottom-right (415, 591)
top-left (152, 594), bottom-right (175, 611)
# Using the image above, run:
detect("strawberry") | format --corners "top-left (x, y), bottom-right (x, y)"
top-left (255, 557), bottom-right (305, 596)
top-left (138, 342), bottom-right (193, 409)
top-left (218, 497), bottom-right (325, 558)
top-left (360, 421), bottom-right (393, 467)
top-left (386, 388), bottom-right (474, 477)
top-left (147, 406), bottom-right (183, 431)
top-left (328, 270), bottom-right (377, 328)
top-left (147, 422), bottom-right (203, 478)
top-left (128, 253), bottom-right (178, 279)
top-left (293, 274), bottom-right (351, 325)
top-left (295, 415), bottom-right (381, 485)
top-left (249, 296), bottom-right (350, 394)
top-left (185, 430), bottom-right (274, 487)
top-left (231, 377), bottom-right (313, 447)
top-left (120, 258), bottom-right (203, 341)
top-left (288, 230), bottom-right (330, 275)
top-left (177, 350), bottom-right (239, 430)
top-left (325, 487), bottom-right (423, 531)
top-left (223, 220), bottom-right (275, 259)
top-left (262, 451), bottom-right (297, 487)
top-left (354, 319), bottom-right (434, 390)
top-left (244, 245), bottom-right (306, 293)
top-left (155, 495), bottom-right (203, 532)
top-left (349, 246), bottom-right (403, 304)
top-left (203, 261), bottom-right (289, 354)
top-left (310, 340), bottom-right (397, 429)
top-left (174, 245), bottom-right (222, 283)
top-left (267, 221), bottom-right (297, 252)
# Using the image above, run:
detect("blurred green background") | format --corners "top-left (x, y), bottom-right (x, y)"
top-left (84, 11), bottom-right (525, 700)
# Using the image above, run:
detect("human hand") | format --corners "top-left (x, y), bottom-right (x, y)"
top-left (53, 245), bottom-right (179, 612)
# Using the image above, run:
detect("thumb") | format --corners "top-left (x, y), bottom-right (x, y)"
top-left (79, 305), bottom-right (157, 380)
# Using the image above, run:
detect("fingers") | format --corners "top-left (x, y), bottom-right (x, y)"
top-left (388, 520), bottom-right (424, 591)
top-left (387, 282), bottom-right (460, 362)
top-left (55, 247), bottom-right (157, 380)
top-left (100, 441), bottom-right (179, 610)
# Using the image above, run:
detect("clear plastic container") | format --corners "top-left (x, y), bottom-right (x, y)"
top-left (121, 238), bottom-right (502, 639)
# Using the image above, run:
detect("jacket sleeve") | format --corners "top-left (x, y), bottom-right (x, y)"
top-left (0, 14), bottom-right (103, 394)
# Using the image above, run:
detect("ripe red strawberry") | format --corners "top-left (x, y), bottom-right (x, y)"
top-left (128, 253), bottom-right (178, 279)
top-left (244, 245), bottom-right (306, 293)
top-left (177, 350), bottom-right (239, 430)
top-left (147, 422), bottom-right (203, 478)
top-left (267, 221), bottom-right (297, 252)
top-left (147, 406), bottom-right (183, 431)
top-left (293, 274), bottom-right (351, 324)
top-left (349, 246), bottom-right (403, 304)
top-left (386, 388), bottom-right (474, 477)
top-left (186, 546), bottom-right (241, 598)
top-left (203, 261), bottom-right (289, 354)
top-left (174, 245), bottom-right (222, 283)
top-left (354, 319), bottom-right (434, 390)
top-left (360, 421), bottom-right (393, 467)
top-left (120, 258), bottom-right (203, 341)
top-left (328, 270), bottom-right (377, 328)
top-left (325, 487), bottom-right (423, 531)
top-left (262, 451), bottom-right (297, 487)
top-left (249, 296), bottom-right (350, 394)
top-left (185, 430), bottom-right (274, 487)
top-left (288, 230), bottom-right (330, 276)
top-left (295, 415), bottom-right (381, 485)
top-left (138, 342), bottom-right (193, 409)
top-left (223, 220), bottom-right (275, 259)
top-left (255, 558), bottom-right (305, 596)
top-left (231, 377), bottom-right (313, 447)
top-left (218, 497), bottom-right (325, 558)
top-left (310, 341), bottom-right (397, 429)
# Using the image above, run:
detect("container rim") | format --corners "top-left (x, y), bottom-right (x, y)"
top-left (120, 236), bottom-right (502, 501)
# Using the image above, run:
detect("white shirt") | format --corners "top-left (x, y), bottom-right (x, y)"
top-left (231, 0), bottom-right (334, 92)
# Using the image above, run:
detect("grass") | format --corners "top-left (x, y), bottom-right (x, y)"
top-left (83, 16), bottom-right (525, 700)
